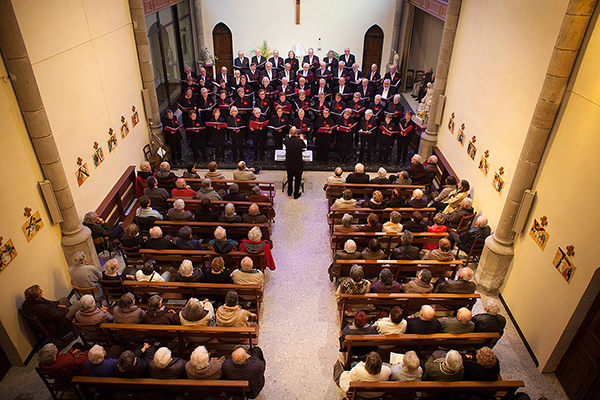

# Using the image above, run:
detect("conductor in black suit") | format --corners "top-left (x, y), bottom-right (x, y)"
top-left (283, 127), bottom-right (306, 199)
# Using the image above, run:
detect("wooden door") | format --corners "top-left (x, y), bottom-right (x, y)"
top-left (556, 288), bottom-right (600, 400)
top-left (362, 25), bottom-right (384, 72)
top-left (212, 23), bottom-right (233, 75)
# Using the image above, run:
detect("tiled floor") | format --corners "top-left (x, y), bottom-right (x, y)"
top-left (0, 168), bottom-right (569, 400)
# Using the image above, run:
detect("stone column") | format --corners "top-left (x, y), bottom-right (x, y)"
top-left (476, 0), bottom-right (597, 293)
top-left (419, 0), bottom-right (462, 158)
top-left (128, 0), bottom-right (163, 147)
top-left (193, 0), bottom-right (207, 66)
top-left (399, 2), bottom-right (415, 93)
top-left (389, 0), bottom-right (406, 66)
top-left (0, 0), bottom-right (98, 267)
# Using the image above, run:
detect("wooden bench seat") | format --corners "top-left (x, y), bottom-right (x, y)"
top-left (332, 232), bottom-right (449, 255)
top-left (72, 376), bottom-right (250, 399)
top-left (96, 166), bottom-right (139, 230)
top-left (325, 183), bottom-right (426, 207)
top-left (173, 179), bottom-right (275, 203)
top-left (341, 332), bottom-right (500, 368)
top-left (155, 220), bottom-right (270, 241)
top-left (431, 146), bottom-right (460, 195)
top-left (328, 207), bottom-right (437, 233)
top-left (333, 259), bottom-right (463, 286)
top-left (100, 323), bottom-right (258, 355)
top-left (139, 249), bottom-right (267, 271)
top-left (166, 199), bottom-right (275, 221)
top-left (346, 380), bottom-right (524, 400)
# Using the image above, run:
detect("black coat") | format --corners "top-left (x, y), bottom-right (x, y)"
top-left (283, 136), bottom-right (306, 170)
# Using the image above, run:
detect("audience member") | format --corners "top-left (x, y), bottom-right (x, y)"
top-left (144, 176), bottom-right (170, 200)
top-left (220, 203), bottom-right (243, 223)
top-left (327, 167), bottom-right (345, 184)
top-left (194, 198), bottom-right (219, 222)
top-left (339, 351), bottom-right (391, 395)
top-left (233, 161), bottom-right (256, 182)
top-left (346, 163), bottom-right (370, 183)
top-left (443, 197), bottom-right (474, 229)
top-left (167, 199), bottom-right (193, 221)
top-left (395, 170), bottom-right (412, 185)
top-left (179, 297), bottom-right (215, 326)
top-left (432, 175), bottom-right (458, 204)
top-left (221, 346), bottom-right (266, 399)
top-left (223, 183), bottom-right (246, 202)
top-left (423, 238), bottom-right (455, 261)
top-left (87, 344), bottom-right (120, 377)
top-left (423, 155), bottom-right (438, 186)
top-left (149, 347), bottom-right (186, 379)
top-left (390, 350), bottom-right (423, 381)
top-left (434, 267), bottom-right (476, 294)
top-left (359, 213), bottom-right (382, 232)
top-left (246, 185), bottom-right (271, 203)
top-left (69, 252), bottom-right (101, 295)
top-left (423, 214), bottom-right (448, 250)
top-left (217, 290), bottom-right (257, 327)
top-left (182, 163), bottom-right (200, 179)
top-left (374, 306), bottom-right (406, 334)
top-left (335, 265), bottom-right (371, 300)
top-left (362, 238), bottom-right (385, 260)
top-left (370, 268), bottom-right (400, 293)
top-left (405, 189), bottom-right (427, 208)
top-left (242, 204), bottom-right (268, 224)
top-left (239, 227), bottom-right (276, 271)
top-left (406, 305), bottom-right (441, 334)
top-left (142, 295), bottom-right (179, 325)
top-left (83, 211), bottom-right (121, 253)
top-left (451, 216), bottom-right (491, 252)
top-left (112, 293), bottom-right (145, 324)
top-left (175, 226), bottom-right (204, 250)
top-left (114, 344), bottom-right (155, 378)
top-left (171, 178), bottom-right (196, 199)
top-left (363, 190), bottom-right (388, 209)
top-left (406, 154), bottom-right (425, 183)
top-left (196, 178), bottom-right (222, 201)
top-left (332, 189), bottom-right (357, 209)
top-left (387, 187), bottom-right (406, 208)
top-left (156, 161), bottom-right (177, 181)
top-left (369, 167), bottom-right (390, 184)
top-left (335, 239), bottom-right (360, 260)
top-left (186, 345), bottom-right (223, 380)
top-left (434, 179), bottom-right (470, 213)
top-left (75, 294), bottom-right (113, 325)
top-left (205, 161), bottom-right (225, 180)
top-left (37, 343), bottom-right (89, 376)
top-left (424, 350), bottom-right (464, 381)
top-left (339, 312), bottom-right (377, 356)
top-left (143, 227), bottom-right (175, 250)
top-left (402, 211), bottom-right (426, 233)
top-left (335, 213), bottom-right (359, 233)
top-left (472, 298), bottom-right (506, 342)
top-left (22, 284), bottom-right (80, 338)
top-left (136, 259), bottom-right (171, 283)
top-left (400, 269), bottom-right (433, 293)
top-left (102, 258), bottom-right (134, 281)
top-left (382, 211), bottom-right (403, 233)
top-left (441, 307), bottom-right (475, 333)
top-left (175, 259), bottom-right (204, 282)
top-left (119, 223), bottom-right (146, 247)
top-left (391, 231), bottom-right (420, 260)
top-left (231, 257), bottom-right (264, 290)
top-left (462, 346), bottom-right (500, 381)
top-left (136, 195), bottom-right (164, 220)
top-left (137, 161), bottom-right (154, 180)
top-left (209, 226), bottom-right (238, 253)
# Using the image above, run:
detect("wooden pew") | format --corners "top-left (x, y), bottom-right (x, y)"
top-left (328, 207), bottom-right (437, 236)
top-left (100, 323), bottom-right (258, 355)
top-left (184, 179), bottom-right (276, 203)
top-left (122, 281), bottom-right (263, 319)
top-left (325, 183), bottom-right (425, 207)
top-left (337, 293), bottom-right (480, 328)
top-left (346, 380), bottom-right (524, 400)
top-left (341, 332), bottom-right (500, 368)
top-left (72, 376), bottom-right (250, 400)
top-left (139, 249), bottom-right (267, 271)
top-left (333, 259), bottom-right (463, 286)
top-left (431, 146), bottom-right (460, 195)
top-left (166, 199), bottom-right (275, 221)
top-left (331, 232), bottom-right (449, 256)
top-left (155, 220), bottom-right (270, 241)
top-left (95, 166), bottom-right (139, 228)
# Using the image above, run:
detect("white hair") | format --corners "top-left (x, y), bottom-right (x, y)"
top-left (140, 161), bottom-right (151, 172)
top-left (355, 163), bottom-right (365, 173)
top-left (104, 258), bottom-right (119, 274)
top-left (403, 351), bottom-right (420, 372)
top-left (153, 347), bottom-right (172, 369)
top-left (485, 299), bottom-right (502, 316)
top-left (240, 256), bottom-right (253, 271)
top-left (38, 344), bottom-right (58, 364)
top-left (342, 214), bottom-right (353, 227)
top-left (160, 161), bottom-right (170, 171)
top-left (248, 226), bottom-right (262, 242)
top-left (476, 216), bottom-right (488, 227)
top-left (344, 239), bottom-right (357, 253)
top-left (88, 345), bottom-right (106, 365)
top-left (225, 203), bottom-right (236, 216)
top-left (412, 154), bottom-right (423, 163)
top-left (462, 197), bottom-right (473, 208)
top-left (190, 345), bottom-right (209, 369)
top-left (428, 155), bottom-right (438, 164)
top-left (365, 109), bottom-right (373, 117)
top-left (214, 226), bottom-right (226, 240)
top-left (174, 199), bottom-right (185, 211)
top-left (150, 226), bottom-right (163, 239)
top-left (73, 251), bottom-right (86, 265)
top-left (79, 294), bottom-right (95, 312)
top-left (412, 189), bottom-right (423, 199)
top-left (378, 167), bottom-right (387, 179)
top-left (444, 350), bottom-right (463, 373)
top-left (180, 259), bottom-right (194, 277)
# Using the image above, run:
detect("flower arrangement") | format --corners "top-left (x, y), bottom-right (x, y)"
top-left (252, 40), bottom-right (272, 58)
top-left (203, 47), bottom-right (218, 67)
top-left (417, 110), bottom-right (429, 125)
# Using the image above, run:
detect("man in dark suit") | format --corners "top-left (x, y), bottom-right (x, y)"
top-left (233, 51), bottom-right (250, 74)
top-left (358, 78), bottom-right (374, 103)
top-left (268, 50), bottom-right (284, 72)
top-left (277, 77), bottom-right (294, 97)
top-left (334, 77), bottom-right (352, 97)
top-left (376, 79), bottom-right (397, 102)
top-left (260, 62), bottom-right (277, 84)
top-left (346, 163), bottom-right (370, 183)
top-left (366, 63), bottom-right (381, 84)
top-left (222, 347), bottom-right (266, 399)
top-left (198, 67), bottom-right (213, 87)
top-left (251, 49), bottom-right (267, 70)
top-left (182, 66), bottom-right (196, 81)
top-left (450, 216), bottom-right (492, 253)
top-left (349, 63), bottom-right (364, 85)
top-left (340, 47), bottom-right (356, 70)
top-left (278, 63), bottom-right (297, 83)
top-left (217, 66), bottom-right (232, 87)
top-left (302, 48), bottom-right (319, 71)
top-left (283, 127), bottom-right (306, 199)
top-left (383, 64), bottom-right (401, 87)
top-left (434, 267), bottom-right (477, 294)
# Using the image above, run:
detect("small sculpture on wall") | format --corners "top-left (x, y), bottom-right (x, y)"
top-left (447, 112), bottom-right (455, 134)
top-left (479, 150), bottom-right (490, 176)
top-left (553, 247), bottom-right (576, 283)
top-left (92, 142), bottom-right (104, 168)
top-left (76, 157), bottom-right (89, 187)
top-left (22, 207), bottom-right (43, 242)
top-left (120, 116), bottom-right (130, 139)
top-left (108, 127), bottom-right (118, 153)
top-left (132, 106), bottom-right (139, 127)
top-left (467, 135), bottom-right (477, 160)
top-left (530, 217), bottom-right (549, 251)
top-left (0, 236), bottom-right (18, 272)
top-left (492, 166), bottom-right (504, 195)
top-left (457, 123), bottom-right (465, 146)
top-left (566, 245), bottom-right (575, 257)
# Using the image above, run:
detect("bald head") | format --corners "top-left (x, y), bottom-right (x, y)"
top-left (232, 347), bottom-right (248, 365)
top-left (456, 307), bottom-right (472, 324)
top-left (458, 267), bottom-right (474, 281)
top-left (420, 305), bottom-right (435, 321)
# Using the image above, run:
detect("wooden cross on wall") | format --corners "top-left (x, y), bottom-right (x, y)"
top-left (296, 0), bottom-right (300, 24)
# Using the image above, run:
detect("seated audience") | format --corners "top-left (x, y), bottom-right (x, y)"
top-left (175, 259), bottom-right (204, 282)
top-left (112, 293), bottom-right (145, 324)
top-left (143, 227), bottom-right (175, 250)
top-left (423, 155), bottom-right (438, 186)
top-left (332, 189), bottom-right (357, 209)
top-left (87, 344), bottom-right (120, 377)
top-left (209, 226), bottom-right (238, 253)
top-left (137, 160), bottom-right (154, 180)
top-left (83, 211), bottom-right (121, 253)
top-left (217, 290), bottom-right (257, 327)
top-left (390, 350), bottom-right (423, 381)
top-left (327, 167), bottom-right (345, 184)
top-left (339, 312), bottom-right (377, 356)
top-left (220, 203), bottom-right (243, 223)
top-left (335, 265), bottom-right (371, 300)
top-left (114, 344), bottom-right (155, 378)
top-left (167, 199), bottom-right (193, 221)
top-left (179, 297), bottom-right (215, 326)
top-left (400, 268), bottom-right (433, 293)
top-left (370, 267), bottom-right (400, 293)
top-left (373, 306), bottom-right (407, 334)
top-left (102, 257), bottom-right (134, 281)
top-left (432, 175), bottom-right (458, 204)
top-left (435, 266), bottom-right (476, 294)
top-left (143, 295), bottom-right (179, 325)
top-left (433, 179), bottom-right (470, 213)
top-left (21, 284), bottom-right (80, 338)
top-left (136, 259), bottom-right (171, 283)
top-left (205, 161), bottom-right (225, 180)
top-left (406, 305), bottom-right (441, 334)
top-left (194, 198), bottom-right (220, 222)
top-left (441, 307), bottom-right (475, 333)
top-left (183, 163), bottom-right (200, 179)
top-left (196, 178), bottom-right (222, 201)
top-left (156, 161), bottom-right (177, 181)
top-left (335, 239), bottom-right (360, 260)
top-left (391, 231), bottom-right (420, 260)
top-left (382, 211), bottom-right (403, 233)
top-left (424, 350), bottom-right (464, 381)
top-left (339, 351), bottom-right (391, 396)
top-left (246, 185), bottom-right (271, 203)
top-left (231, 257), bottom-right (264, 290)
top-left (239, 226), bottom-right (275, 270)
top-left (423, 238), bottom-right (455, 261)
top-left (204, 256), bottom-right (232, 284)
top-left (186, 345), bottom-right (223, 380)
top-left (149, 347), bottom-right (186, 379)
top-left (242, 203), bottom-right (269, 224)
top-left (221, 346), bottom-right (266, 399)
top-left (406, 154), bottom-right (425, 183)
top-left (443, 197), bottom-right (474, 229)
top-left (362, 238), bottom-right (385, 260)
top-left (175, 226), bottom-right (204, 250)
top-left (359, 213), bottom-right (382, 232)
top-left (346, 163), bottom-right (370, 183)
top-left (405, 189), bottom-right (427, 208)
top-left (233, 160), bottom-right (257, 182)
top-left (450, 216), bottom-right (491, 252)
top-left (75, 294), bottom-right (113, 326)
top-left (387, 187), bottom-right (406, 208)
top-left (363, 190), bottom-right (387, 209)
top-left (144, 176), bottom-right (170, 200)
top-left (424, 214), bottom-right (448, 250)
top-left (171, 178), bottom-right (196, 199)
top-left (369, 167), bottom-right (391, 184)
top-left (69, 252), bottom-right (101, 295)
top-left (335, 213), bottom-right (359, 233)
top-left (119, 223), bottom-right (146, 247)
top-left (394, 170), bottom-right (412, 185)
top-left (223, 183), bottom-right (246, 202)
top-left (402, 211), bottom-right (426, 233)
top-left (136, 195), bottom-right (163, 220)
top-left (462, 346), bottom-right (500, 381)
top-left (472, 298), bottom-right (506, 342)
top-left (37, 343), bottom-right (89, 376)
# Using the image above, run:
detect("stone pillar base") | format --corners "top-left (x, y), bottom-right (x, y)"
top-left (419, 133), bottom-right (437, 159)
top-left (61, 225), bottom-right (100, 268)
top-left (474, 234), bottom-right (515, 294)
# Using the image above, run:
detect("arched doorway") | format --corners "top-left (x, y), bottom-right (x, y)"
top-left (212, 23), bottom-right (233, 75)
top-left (362, 25), bottom-right (384, 71)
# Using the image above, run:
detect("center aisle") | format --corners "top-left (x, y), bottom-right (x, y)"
top-left (255, 170), bottom-right (342, 399)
